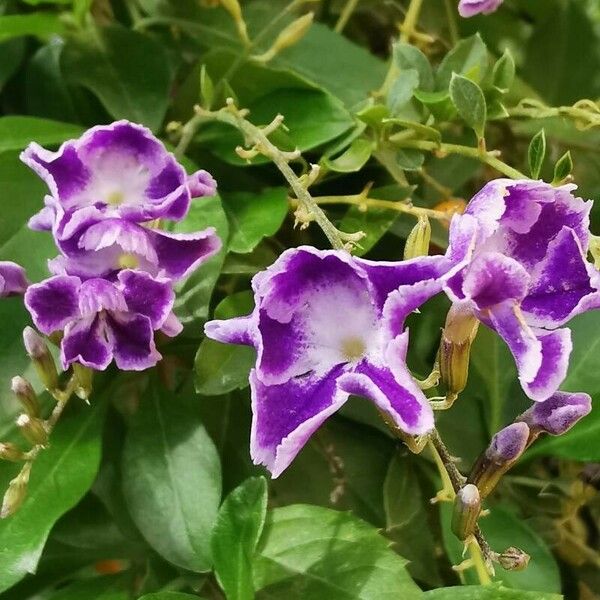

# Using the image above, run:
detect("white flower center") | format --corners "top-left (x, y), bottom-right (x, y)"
top-left (341, 336), bottom-right (366, 362)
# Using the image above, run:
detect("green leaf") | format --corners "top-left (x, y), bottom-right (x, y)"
top-left (222, 187), bottom-right (288, 254)
top-left (393, 43), bottom-right (434, 91)
top-left (449, 74), bottom-right (487, 140)
top-left (47, 574), bottom-right (129, 600)
top-left (528, 129), bottom-right (546, 179)
top-left (440, 505), bottom-right (561, 593)
top-left (0, 117), bottom-right (83, 153)
top-left (253, 505), bottom-right (422, 598)
top-left (0, 38), bottom-right (25, 92)
top-left (396, 148), bottom-right (425, 171)
top-left (139, 594), bottom-right (206, 600)
top-left (492, 50), bottom-right (516, 93)
top-left (207, 88), bottom-right (353, 166)
top-left (212, 477), bottom-right (268, 600)
top-left (0, 400), bottom-right (106, 592)
top-left (62, 25), bottom-right (172, 131)
top-left (436, 34), bottom-right (488, 89)
top-left (0, 13), bottom-right (65, 43)
top-left (200, 63), bottom-right (215, 109)
top-left (323, 138), bottom-right (374, 173)
top-left (167, 195), bottom-right (229, 325)
top-left (413, 89), bottom-right (456, 122)
top-left (424, 584), bottom-right (561, 599)
top-left (122, 381), bottom-right (222, 572)
top-left (552, 150), bottom-right (573, 184)
top-left (387, 70), bottom-right (420, 116)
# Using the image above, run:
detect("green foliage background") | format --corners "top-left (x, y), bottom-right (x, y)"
top-left (0, 0), bottom-right (599, 598)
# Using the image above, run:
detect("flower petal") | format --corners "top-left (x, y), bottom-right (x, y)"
top-left (187, 170), bottom-right (217, 198)
top-left (204, 315), bottom-right (255, 346)
top-left (522, 227), bottom-right (600, 327)
top-left (118, 270), bottom-right (174, 328)
top-left (25, 275), bottom-right (81, 334)
top-left (61, 315), bottom-right (112, 370)
top-left (338, 332), bottom-right (434, 435)
top-left (249, 365), bottom-right (348, 478)
top-left (487, 301), bottom-right (572, 401)
top-left (78, 278), bottom-right (127, 316)
top-left (458, 0), bottom-right (504, 17)
top-left (106, 312), bottom-right (161, 371)
top-left (0, 261), bottom-right (28, 296)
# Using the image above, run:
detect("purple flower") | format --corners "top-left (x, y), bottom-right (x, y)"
top-left (204, 246), bottom-right (457, 477)
top-left (21, 121), bottom-right (217, 233)
top-left (519, 391), bottom-right (592, 435)
top-left (25, 270), bottom-right (181, 371)
top-left (458, 0), bottom-right (503, 17)
top-left (445, 179), bottom-right (600, 401)
top-left (47, 210), bottom-right (221, 283)
top-left (0, 262), bottom-right (27, 297)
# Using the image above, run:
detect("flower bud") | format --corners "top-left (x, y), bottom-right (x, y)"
top-left (468, 422), bottom-right (530, 498)
top-left (438, 305), bottom-right (479, 398)
top-left (72, 364), bottom-right (93, 401)
top-left (1, 463), bottom-right (31, 518)
top-left (220, 0), bottom-right (249, 44)
top-left (451, 484), bottom-right (481, 541)
top-left (23, 327), bottom-right (59, 392)
top-left (0, 442), bottom-right (25, 462)
top-left (253, 13), bottom-right (314, 62)
top-left (16, 414), bottom-right (48, 447)
top-left (519, 391), bottom-right (591, 437)
top-left (497, 546), bottom-right (530, 571)
top-left (403, 215), bottom-right (431, 260)
top-left (11, 376), bottom-right (39, 417)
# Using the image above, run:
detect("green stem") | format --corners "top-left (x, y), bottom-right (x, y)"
top-left (444, 0), bottom-right (459, 45)
top-left (334, 0), bottom-right (360, 33)
top-left (392, 138), bottom-right (527, 180)
top-left (399, 0), bottom-right (424, 43)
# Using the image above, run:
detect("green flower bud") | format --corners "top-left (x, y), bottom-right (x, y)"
top-left (498, 546), bottom-right (530, 571)
top-left (16, 414), bottom-right (48, 447)
top-left (11, 376), bottom-right (40, 417)
top-left (253, 13), bottom-right (314, 62)
top-left (23, 327), bottom-right (59, 393)
top-left (1, 463), bottom-right (31, 519)
top-left (451, 484), bottom-right (481, 541)
top-left (403, 215), bottom-right (431, 260)
top-left (72, 364), bottom-right (93, 401)
top-left (0, 442), bottom-right (26, 462)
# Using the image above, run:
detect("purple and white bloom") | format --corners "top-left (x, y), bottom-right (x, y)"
top-left (519, 391), bottom-right (592, 436)
top-left (204, 246), bottom-right (458, 477)
top-left (444, 179), bottom-right (600, 402)
top-left (21, 121), bottom-right (217, 234)
top-left (0, 261), bottom-right (27, 296)
top-left (458, 0), bottom-right (503, 17)
top-left (48, 210), bottom-right (221, 283)
top-left (25, 270), bottom-right (181, 371)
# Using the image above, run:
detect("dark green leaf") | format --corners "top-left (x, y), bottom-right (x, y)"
top-left (47, 574), bottom-right (129, 600)
top-left (122, 381), bottom-right (222, 572)
top-left (0, 400), bottom-right (106, 592)
top-left (0, 117), bottom-right (83, 153)
top-left (492, 50), bottom-right (516, 93)
top-left (222, 187), bottom-right (288, 254)
top-left (396, 148), bottom-right (425, 171)
top-left (200, 64), bottom-right (215, 109)
top-left (387, 70), bottom-right (420, 115)
top-left (528, 129), bottom-right (546, 179)
top-left (253, 504), bottom-right (422, 598)
top-left (0, 38), bottom-right (25, 91)
top-left (212, 477), bottom-right (268, 600)
top-left (138, 594), bottom-right (205, 600)
top-left (436, 34), bottom-right (488, 89)
top-left (424, 584), bottom-right (561, 599)
top-left (0, 13), bottom-right (64, 43)
top-left (441, 505), bottom-right (560, 592)
top-left (393, 43), bottom-right (434, 91)
top-left (323, 138), bottom-right (374, 173)
top-left (62, 25), bottom-right (172, 131)
top-left (413, 89), bottom-right (456, 121)
top-left (552, 150), bottom-right (573, 184)
top-left (449, 74), bottom-right (486, 140)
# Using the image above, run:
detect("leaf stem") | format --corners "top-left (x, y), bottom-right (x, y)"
top-left (334, 0), bottom-right (360, 33)
top-left (399, 0), bottom-right (424, 43)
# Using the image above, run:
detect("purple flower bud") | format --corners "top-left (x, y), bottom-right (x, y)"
top-left (0, 261), bottom-right (27, 297)
top-left (23, 327), bottom-right (59, 392)
top-left (520, 391), bottom-right (592, 436)
top-left (187, 170), bottom-right (217, 198)
top-left (23, 327), bottom-right (47, 359)
top-left (458, 0), bottom-right (503, 17)
top-left (486, 422), bottom-right (530, 463)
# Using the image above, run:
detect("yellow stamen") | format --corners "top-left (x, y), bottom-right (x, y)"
top-left (107, 191), bottom-right (125, 205)
top-left (341, 337), bottom-right (366, 362)
top-left (117, 254), bottom-right (139, 269)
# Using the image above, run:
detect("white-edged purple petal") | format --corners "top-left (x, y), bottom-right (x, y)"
top-left (204, 315), bottom-right (255, 346)
top-left (519, 391), bottom-right (592, 435)
top-left (61, 315), bottom-right (112, 371)
top-left (487, 301), bottom-right (572, 401)
top-left (338, 332), bottom-right (434, 435)
top-left (249, 365), bottom-right (348, 478)
top-left (187, 170), bottom-right (217, 198)
top-left (118, 269), bottom-right (174, 329)
top-left (0, 261), bottom-right (28, 297)
top-left (106, 312), bottom-right (161, 371)
top-left (161, 312), bottom-right (184, 337)
top-left (78, 278), bottom-right (127, 316)
top-left (24, 275), bottom-right (81, 334)
top-left (458, 0), bottom-right (504, 17)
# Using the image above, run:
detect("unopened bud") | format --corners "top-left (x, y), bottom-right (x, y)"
top-left (23, 327), bottom-right (59, 392)
top-left (404, 215), bottom-right (431, 259)
top-left (519, 391), bottom-right (591, 437)
top-left (451, 484), bottom-right (481, 541)
top-left (1, 463), bottom-right (31, 518)
top-left (0, 442), bottom-right (25, 462)
top-left (11, 376), bottom-right (39, 417)
top-left (220, 0), bottom-right (249, 44)
top-left (468, 422), bottom-right (530, 498)
top-left (497, 546), bottom-right (530, 571)
top-left (16, 414), bottom-right (48, 447)
top-left (253, 13), bottom-right (314, 62)
top-left (438, 305), bottom-right (479, 397)
top-left (72, 364), bottom-right (93, 400)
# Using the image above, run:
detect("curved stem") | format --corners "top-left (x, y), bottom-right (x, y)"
top-left (335, 0), bottom-right (360, 33)
top-left (399, 0), bottom-right (424, 43)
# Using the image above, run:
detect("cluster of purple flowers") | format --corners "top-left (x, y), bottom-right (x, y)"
top-left (206, 179), bottom-right (597, 476)
top-left (18, 121), bottom-right (221, 371)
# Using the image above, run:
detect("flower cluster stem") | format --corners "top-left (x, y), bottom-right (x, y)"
top-left (334, 0), bottom-right (360, 33)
